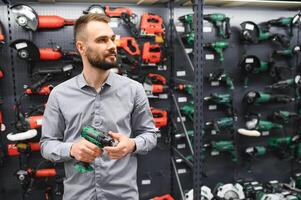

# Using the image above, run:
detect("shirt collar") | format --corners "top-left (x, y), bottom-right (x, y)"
top-left (77, 71), bottom-right (114, 89)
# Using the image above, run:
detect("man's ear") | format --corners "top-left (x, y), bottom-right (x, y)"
top-left (76, 41), bottom-right (86, 56)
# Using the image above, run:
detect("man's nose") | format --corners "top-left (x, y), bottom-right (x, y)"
top-left (108, 39), bottom-right (117, 51)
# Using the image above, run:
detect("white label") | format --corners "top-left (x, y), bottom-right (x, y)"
top-left (251, 181), bottom-right (259, 185)
top-left (15, 42), bottom-right (27, 50)
top-left (176, 159), bottom-right (183, 163)
top-left (211, 81), bottom-right (220, 86)
top-left (245, 23), bottom-right (255, 31)
top-left (177, 144), bottom-right (186, 149)
top-left (262, 131), bottom-right (269, 136)
top-left (211, 130), bottom-right (217, 135)
top-left (176, 71), bottom-right (186, 77)
top-left (203, 27), bottom-right (212, 32)
top-left (254, 186), bottom-right (263, 190)
top-left (159, 94), bottom-right (168, 99)
top-left (185, 48), bottom-right (193, 54)
top-left (295, 46), bottom-right (301, 51)
top-left (211, 151), bottom-right (220, 156)
top-left (36, 119), bottom-right (43, 126)
top-left (208, 105), bottom-right (217, 110)
top-left (158, 65), bottom-right (167, 71)
top-left (177, 169), bottom-right (187, 174)
top-left (177, 117), bottom-right (186, 122)
top-left (109, 21), bottom-right (118, 28)
top-left (205, 54), bottom-right (214, 60)
top-left (141, 179), bottom-right (151, 185)
top-left (176, 26), bottom-right (185, 32)
top-left (245, 58), bottom-right (254, 63)
top-left (157, 133), bottom-right (162, 138)
top-left (270, 180), bottom-right (278, 184)
top-left (178, 97), bottom-right (187, 103)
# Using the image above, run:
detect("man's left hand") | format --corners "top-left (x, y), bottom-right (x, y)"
top-left (103, 131), bottom-right (136, 160)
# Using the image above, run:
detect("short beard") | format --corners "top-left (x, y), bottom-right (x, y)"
top-left (86, 49), bottom-right (117, 71)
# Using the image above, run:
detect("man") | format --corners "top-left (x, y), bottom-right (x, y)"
top-left (40, 13), bottom-right (157, 200)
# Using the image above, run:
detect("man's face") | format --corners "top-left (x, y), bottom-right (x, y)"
top-left (78, 21), bottom-right (117, 70)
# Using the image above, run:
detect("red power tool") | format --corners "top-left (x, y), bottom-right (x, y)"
top-left (84, 5), bottom-right (139, 38)
top-left (7, 142), bottom-right (40, 156)
top-left (0, 20), bottom-right (5, 44)
top-left (11, 4), bottom-right (75, 31)
top-left (116, 37), bottom-right (140, 56)
top-left (152, 194), bottom-right (175, 200)
top-left (143, 73), bottom-right (168, 98)
top-left (142, 42), bottom-right (161, 66)
top-left (25, 73), bottom-right (54, 96)
top-left (140, 13), bottom-right (165, 43)
top-left (151, 107), bottom-right (168, 128)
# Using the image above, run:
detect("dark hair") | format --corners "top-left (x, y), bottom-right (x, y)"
top-left (74, 13), bottom-right (110, 41)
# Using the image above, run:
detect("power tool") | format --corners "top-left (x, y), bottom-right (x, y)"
top-left (151, 194), bottom-right (175, 200)
top-left (215, 183), bottom-right (245, 199)
top-left (207, 69), bottom-right (234, 90)
top-left (0, 20), bottom-right (5, 45)
top-left (185, 186), bottom-right (214, 200)
top-left (205, 140), bottom-right (237, 162)
top-left (84, 5), bottom-right (139, 38)
top-left (151, 107), bottom-right (168, 128)
top-left (238, 114), bottom-right (283, 137)
top-left (178, 14), bottom-right (193, 33)
top-left (174, 130), bottom-right (194, 140)
top-left (204, 93), bottom-right (233, 115)
top-left (116, 37), bottom-right (140, 56)
top-left (143, 73), bottom-right (168, 98)
top-left (243, 146), bottom-right (266, 171)
top-left (32, 64), bottom-right (74, 78)
top-left (205, 117), bottom-right (234, 134)
top-left (74, 126), bottom-right (116, 173)
top-left (181, 32), bottom-right (195, 46)
top-left (140, 13), bottom-right (165, 43)
top-left (268, 136), bottom-right (301, 159)
top-left (268, 110), bottom-right (300, 124)
top-left (142, 42), bottom-right (161, 66)
top-left (204, 40), bottom-right (229, 62)
top-left (204, 13), bottom-right (231, 39)
top-left (11, 4), bottom-right (75, 31)
top-left (25, 73), bottom-right (54, 96)
top-left (273, 45), bottom-right (301, 58)
top-left (242, 90), bottom-right (294, 106)
top-left (263, 16), bottom-right (299, 37)
top-left (180, 101), bottom-right (194, 121)
top-left (174, 84), bottom-right (193, 96)
top-left (240, 21), bottom-right (290, 47)
top-left (7, 142), bottom-right (40, 156)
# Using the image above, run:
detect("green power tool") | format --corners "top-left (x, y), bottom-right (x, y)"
top-left (180, 101), bottom-right (194, 121)
top-left (268, 136), bottom-right (301, 159)
top-left (174, 84), bottom-right (193, 96)
top-left (74, 126), bottom-right (117, 173)
top-left (264, 15), bottom-right (301, 37)
top-left (242, 90), bottom-right (294, 106)
top-left (207, 69), bottom-right (234, 90)
top-left (204, 40), bottom-right (229, 62)
top-left (268, 110), bottom-right (300, 124)
top-left (272, 45), bottom-right (301, 58)
top-left (204, 93), bottom-right (233, 115)
top-left (205, 117), bottom-right (234, 134)
top-left (204, 13), bottom-right (231, 39)
top-left (178, 14), bottom-right (193, 33)
top-left (206, 140), bottom-right (237, 162)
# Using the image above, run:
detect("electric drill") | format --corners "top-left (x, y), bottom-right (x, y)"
top-left (204, 13), bottom-right (231, 39)
top-left (204, 40), bottom-right (229, 62)
top-left (174, 84), bottom-right (193, 96)
top-left (74, 126), bottom-right (117, 173)
top-left (178, 14), bottom-right (193, 33)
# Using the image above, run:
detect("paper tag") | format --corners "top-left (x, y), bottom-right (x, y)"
top-left (245, 58), bottom-right (254, 63)
top-left (270, 180), bottom-right (278, 184)
top-left (245, 23), bottom-right (255, 31)
top-left (295, 46), bottom-right (301, 51)
top-left (185, 48), bottom-right (193, 54)
top-left (177, 117), bottom-right (186, 122)
top-left (177, 169), bottom-right (187, 174)
top-left (158, 65), bottom-right (167, 71)
top-left (262, 131), bottom-right (269, 136)
top-left (157, 132), bottom-right (162, 138)
top-left (159, 94), bottom-right (168, 99)
top-left (109, 21), bottom-right (118, 28)
top-left (205, 54), bottom-right (214, 60)
top-left (208, 105), bottom-right (217, 110)
top-left (203, 27), bottom-right (212, 32)
top-left (211, 81), bottom-right (220, 86)
top-left (15, 42), bottom-right (27, 50)
top-left (176, 158), bottom-right (183, 163)
top-left (254, 186), bottom-right (263, 190)
top-left (177, 144), bottom-right (186, 149)
top-left (176, 71), bottom-right (186, 77)
top-left (176, 26), bottom-right (185, 32)
top-left (251, 182), bottom-right (259, 185)
top-left (211, 130), bottom-right (217, 135)
top-left (178, 97), bottom-right (187, 103)
top-left (36, 119), bottom-right (43, 126)
top-left (141, 179), bottom-right (151, 185)
top-left (211, 151), bottom-right (220, 156)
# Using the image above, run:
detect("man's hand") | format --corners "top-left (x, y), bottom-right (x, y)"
top-left (70, 139), bottom-right (102, 163)
top-left (103, 131), bottom-right (136, 160)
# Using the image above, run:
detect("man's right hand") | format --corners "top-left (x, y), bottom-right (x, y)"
top-left (70, 139), bottom-right (102, 163)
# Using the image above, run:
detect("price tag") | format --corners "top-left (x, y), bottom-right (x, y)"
top-left (211, 151), bottom-right (220, 156)
top-left (245, 23), bottom-right (254, 31)
top-left (211, 130), bottom-right (217, 135)
top-left (177, 169), bottom-right (187, 174)
top-left (245, 58), bottom-right (254, 63)
top-left (211, 81), bottom-right (220, 86)
top-left (15, 42), bottom-right (27, 50)
top-left (203, 27), bottom-right (212, 32)
top-left (36, 119), bottom-right (43, 126)
top-left (158, 65), bottom-right (167, 71)
top-left (176, 71), bottom-right (186, 77)
top-left (185, 48), bottom-right (193, 54)
top-left (141, 180), bottom-right (151, 185)
top-left (178, 97), bottom-right (187, 103)
top-left (205, 54), bottom-right (214, 60)
top-left (262, 131), bottom-right (269, 136)
top-left (176, 26), bottom-right (185, 32)
top-left (177, 144), bottom-right (186, 149)
top-left (159, 94), bottom-right (168, 99)
top-left (177, 117), bottom-right (186, 122)
top-left (208, 105), bottom-right (217, 110)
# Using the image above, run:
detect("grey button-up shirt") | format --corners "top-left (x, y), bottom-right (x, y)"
top-left (40, 71), bottom-right (157, 200)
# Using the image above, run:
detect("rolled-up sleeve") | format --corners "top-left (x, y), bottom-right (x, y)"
top-left (40, 90), bottom-right (73, 162)
top-left (131, 84), bottom-right (157, 155)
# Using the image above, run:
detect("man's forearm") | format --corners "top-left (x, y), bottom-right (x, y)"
top-left (133, 131), bottom-right (157, 155)
top-left (40, 140), bottom-right (74, 162)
